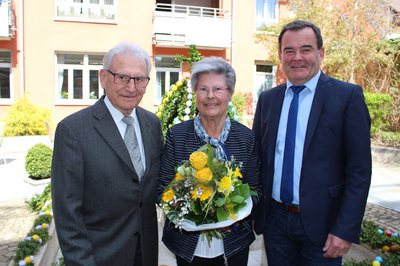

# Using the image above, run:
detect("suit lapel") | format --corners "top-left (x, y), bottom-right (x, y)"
top-left (267, 84), bottom-right (286, 169)
top-left (136, 107), bottom-right (153, 179)
top-left (92, 98), bottom-right (138, 176)
top-left (304, 73), bottom-right (330, 154)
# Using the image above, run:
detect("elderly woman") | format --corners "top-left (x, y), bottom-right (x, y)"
top-left (157, 57), bottom-right (262, 266)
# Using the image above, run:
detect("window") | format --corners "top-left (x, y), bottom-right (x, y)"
top-left (0, 51), bottom-right (12, 102)
top-left (55, 0), bottom-right (116, 23)
top-left (253, 63), bottom-right (275, 107)
top-left (255, 0), bottom-right (277, 30)
top-left (56, 53), bottom-right (104, 104)
top-left (154, 56), bottom-right (181, 105)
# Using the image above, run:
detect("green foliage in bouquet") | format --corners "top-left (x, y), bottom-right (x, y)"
top-left (25, 143), bottom-right (53, 180)
top-left (159, 144), bottom-right (256, 243)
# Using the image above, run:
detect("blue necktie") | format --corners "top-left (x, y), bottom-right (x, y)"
top-left (280, 85), bottom-right (305, 206)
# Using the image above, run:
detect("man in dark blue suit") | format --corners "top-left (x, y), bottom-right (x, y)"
top-left (253, 20), bottom-right (372, 265)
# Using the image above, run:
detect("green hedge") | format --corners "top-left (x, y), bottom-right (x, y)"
top-left (364, 92), bottom-right (393, 135)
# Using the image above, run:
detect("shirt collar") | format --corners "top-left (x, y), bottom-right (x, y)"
top-left (104, 95), bottom-right (137, 124)
top-left (286, 70), bottom-right (321, 94)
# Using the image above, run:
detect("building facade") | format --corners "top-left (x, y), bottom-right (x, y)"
top-left (0, 0), bottom-right (291, 125)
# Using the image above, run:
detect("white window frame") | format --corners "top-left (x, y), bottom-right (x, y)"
top-left (55, 53), bottom-right (104, 105)
top-left (255, 0), bottom-right (278, 30)
top-left (0, 50), bottom-right (13, 105)
top-left (54, 0), bottom-right (117, 24)
top-left (253, 63), bottom-right (276, 109)
top-left (154, 56), bottom-right (182, 105)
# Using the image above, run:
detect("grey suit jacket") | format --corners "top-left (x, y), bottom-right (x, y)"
top-left (51, 97), bottom-right (164, 266)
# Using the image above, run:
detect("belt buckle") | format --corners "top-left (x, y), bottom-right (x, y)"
top-left (285, 204), bottom-right (300, 213)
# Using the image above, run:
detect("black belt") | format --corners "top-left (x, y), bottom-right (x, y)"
top-left (272, 199), bottom-right (300, 213)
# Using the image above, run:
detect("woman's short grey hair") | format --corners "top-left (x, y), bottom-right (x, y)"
top-left (190, 57), bottom-right (236, 93)
top-left (103, 41), bottom-right (151, 75)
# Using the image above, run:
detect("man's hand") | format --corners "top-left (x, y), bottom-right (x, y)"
top-left (323, 233), bottom-right (351, 258)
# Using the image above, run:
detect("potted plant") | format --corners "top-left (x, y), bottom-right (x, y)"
top-left (24, 143), bottom-right (53, 194)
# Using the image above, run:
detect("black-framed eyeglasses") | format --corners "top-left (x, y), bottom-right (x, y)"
top-left (106, 70), bottom-right (150, 87)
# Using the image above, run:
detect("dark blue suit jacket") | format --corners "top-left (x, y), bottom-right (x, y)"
top-left (253, 72), bottom-right (372, 245)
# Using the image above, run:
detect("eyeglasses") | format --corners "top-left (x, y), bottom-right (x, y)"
top-left (106, 70), bottom-right (150, 87)
top-left (197, 87), bottom-right (229, 96)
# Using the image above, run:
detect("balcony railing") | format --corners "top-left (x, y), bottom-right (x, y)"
top-left (0, 0), bottom-right (14, 39)
top-left (153, 3), bottom-right (232, 49)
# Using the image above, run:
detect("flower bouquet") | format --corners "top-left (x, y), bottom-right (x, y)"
top-left (159, 144), bottom-right (256, 243)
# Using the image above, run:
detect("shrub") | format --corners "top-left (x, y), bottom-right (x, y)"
top-left (232, 93), bottom-right (246, 117)
top-left (25, 144), bottom-right (53, 180)
top-left (26, 184), bottom-right (52, 212)
top-left (364, 92), bottom-right (392, 135)
top-left (3, 98), bottom-right (51, 136)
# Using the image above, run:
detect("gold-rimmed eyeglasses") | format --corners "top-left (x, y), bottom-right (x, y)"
top-left (197, 87), bottom-right (229, 96)
top-left (106, 70), bottom-right (150, 87)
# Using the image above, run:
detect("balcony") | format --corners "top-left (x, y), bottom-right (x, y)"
top-left (0, 0), bottom-right (13, 40)
top-left (153, 4), bottom-right (232, 49)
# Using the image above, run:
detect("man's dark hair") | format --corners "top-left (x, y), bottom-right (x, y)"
top-left (278, 20), bottom-right (323, 49)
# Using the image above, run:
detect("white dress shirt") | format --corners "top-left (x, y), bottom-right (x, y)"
top-left (104, 96), bottom-right (146, 171)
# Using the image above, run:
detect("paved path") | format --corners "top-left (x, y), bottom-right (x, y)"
top-left (0, 136), bottom-right (399, 265)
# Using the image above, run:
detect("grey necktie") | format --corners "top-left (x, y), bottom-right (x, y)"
top-left (122, 116), bottom-right (144, 179)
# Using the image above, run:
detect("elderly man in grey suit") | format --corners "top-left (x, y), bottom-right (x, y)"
top-left (51, 42), bottom-right (164, 266)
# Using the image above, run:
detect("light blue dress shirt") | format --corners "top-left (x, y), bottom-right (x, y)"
top-left (272, 71), bottom-right (321, 205)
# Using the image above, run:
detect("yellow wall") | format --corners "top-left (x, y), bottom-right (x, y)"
top-left (23, 1), bottom-right (155, 124)
top-left (1, 0), bottom-right (285, 126)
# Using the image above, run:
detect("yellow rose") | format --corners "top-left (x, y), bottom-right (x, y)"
top-left (191, 184), bottom-right (212, 201)
top-left (190, 151), bottom-right (208, 170)
top-left (176, 80), bottom-right (183, 87)
top-left (162, 189), bottom-right (175, 202)
top-left (218, 176), bottom-right (232, 193)
top-left (24, 256), bottom-right (33, 263)
top-left (44, 210), bottom-right (51, 216)
top-left (195, 167), bottom-right (213, 183)
top-left (162, 98), bottom-right (168, 104)
top-left (156, 112), bottom-right (162, 118)
top-left (32, 234), bottom-right (40, 241)
top-left (174, 173), bottom-right (185, 181)
top-left (234, 167), bottom-right (242, 178)
top-left (171, 85), bottom-right (178, 92)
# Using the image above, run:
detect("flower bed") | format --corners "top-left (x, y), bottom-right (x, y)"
top-left (344, 221), bottom-right (400, 266)
top-left (12, 184), bottom-right (59, 266)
